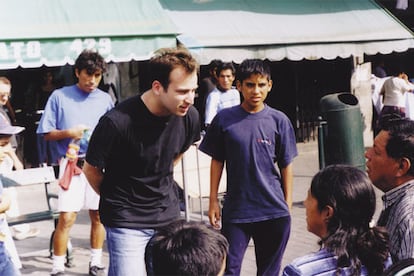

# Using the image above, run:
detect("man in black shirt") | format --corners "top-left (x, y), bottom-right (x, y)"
top-left (84, 47), bottom-right (200, 275)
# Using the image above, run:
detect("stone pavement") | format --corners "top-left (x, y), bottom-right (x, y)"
top-left (11, 140), bottom-right (380, 275)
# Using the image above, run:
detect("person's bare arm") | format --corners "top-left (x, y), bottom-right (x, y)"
top-left (83, 161), bottom-right (104, 195)
top-left (44, 125), bottom-right (89, 141)
top-left (380, 82), bottom-right (386, 96)
top-left (173, 153), bottom-right (184, 167)
top-left (280, 163), bottom-right (293, 211)
top-left (9, 150), bottom-right (23, 170)
top-left (2, 143), bottom-right (23, 170)
top-left (0, 193), bottom-right (11, 214)
top-left (209, 158), bottom-right (224, 229)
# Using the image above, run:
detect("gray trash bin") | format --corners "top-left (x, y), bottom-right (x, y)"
top-left (318, 92), bottom-right (365, 171)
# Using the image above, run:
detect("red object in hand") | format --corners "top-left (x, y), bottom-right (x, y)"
top-left (59, 158), bottom-right (82, 190)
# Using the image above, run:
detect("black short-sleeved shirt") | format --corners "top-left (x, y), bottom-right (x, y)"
top-left (86, 95), bottom-right (200, 229)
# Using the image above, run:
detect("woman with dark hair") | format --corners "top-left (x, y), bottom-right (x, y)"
top-left (283, 165), bottom-right (391, 275)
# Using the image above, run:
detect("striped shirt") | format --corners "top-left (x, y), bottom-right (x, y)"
top-left (377, 180), bottom-right (414, 262)
top-left (282, 249), bottom-right (369, 275)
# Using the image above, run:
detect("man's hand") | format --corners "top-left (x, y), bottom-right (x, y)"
top-left (208, 198), bottom-right (221, 229)
top-left (0, 146), bottom-right (6, 163)
top-left (70, 124), bottom-right (89, 140)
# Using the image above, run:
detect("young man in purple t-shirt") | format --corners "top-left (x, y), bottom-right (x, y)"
top-left (200, 59), bottom-right (297, 275)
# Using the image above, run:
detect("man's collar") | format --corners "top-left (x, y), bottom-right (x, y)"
top-left (216, 85), bottom-right (227, 92)
top-left (382, 179), bottom-right (414, 208)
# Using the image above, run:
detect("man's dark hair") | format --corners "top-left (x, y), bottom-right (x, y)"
top-left (146, 220), bottom-right (228, 276)
top-left (216, 62), bottom-right (235, 77)
top-left (382, 118), bottom-right (414, 176)
top-left (311, 165), bottom-right (389, 275)
top-left (236, 59), bottom-right (271, 83)
top-left (74, 49), bottom-right (106, 75)
top-left (0, 134), bottom-right (12, 139)
top-left (208, 59), bottom-right (222, 71)
top-left (149, 47), bottom-right (199, 90)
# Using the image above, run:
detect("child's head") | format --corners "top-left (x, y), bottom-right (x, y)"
top-left (146, 220), bottom-right (229, 276)
top-left (236, 59), bottom-right (273, 112)
top-left (0, 134), bottom-right (12, 147)
top-left (236, 59), bottom-right (271, 83)
top-left (0, 120), bottom-right (24, 164)
top-left (0, 119), bottom-right (24, 146)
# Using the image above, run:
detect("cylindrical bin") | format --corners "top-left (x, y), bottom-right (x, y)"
top-left (318, 92), bottom-right (365, 171)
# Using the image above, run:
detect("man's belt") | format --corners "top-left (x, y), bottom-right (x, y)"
top-left (77, 158), bottom-right (85, 168)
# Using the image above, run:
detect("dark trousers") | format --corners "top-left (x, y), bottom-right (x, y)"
top-left (222, 216), bottom-right (291, 276)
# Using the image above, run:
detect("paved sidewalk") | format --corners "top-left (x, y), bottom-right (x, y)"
top-left (15, 140), bottom-right (322, 275)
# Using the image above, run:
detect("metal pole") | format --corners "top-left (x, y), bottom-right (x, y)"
top-left (181, 155), bottom-right (190, 222)
top-left (194, 144), bottom-right (204, 221)
top-left (318, 119), bottom-right (327, 170)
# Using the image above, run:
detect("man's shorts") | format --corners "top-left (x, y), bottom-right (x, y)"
top-left (58, 159), bottom-right (100, 212)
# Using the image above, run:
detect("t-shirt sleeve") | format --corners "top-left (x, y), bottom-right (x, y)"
top-left (275, 115), bottom-right (298, 168)
top-left (181, 107), bottom-right (201, 153)
top-left (397, 77), bottom-right (414, 92)
top-left (86, 115), bottom-right (118, 169)
top-left (204, 93), bottom-right (219, 125)
top-left (36, 92), bottom-right (58, 134)
top-left (199, 115), bottom-right (225, 161)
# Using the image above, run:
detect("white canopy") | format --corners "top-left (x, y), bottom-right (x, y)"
top-left (160, 0), bottom-right (414, 64)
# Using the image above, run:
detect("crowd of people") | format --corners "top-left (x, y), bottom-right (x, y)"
top-left (0, 47), bottom-right (413, 276)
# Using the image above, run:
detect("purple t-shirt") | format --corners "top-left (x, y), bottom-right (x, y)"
top-left (199, 105), bottom-right (297, 223)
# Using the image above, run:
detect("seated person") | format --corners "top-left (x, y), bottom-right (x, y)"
top-left (145, 220), bottom-right (229, 276)
top-left (283, 165), bottom-right (391, 275)
top-left (0, 120), bottom-right (26, 275)
top-left (0, 76), bottom-right (38, 241)
top-left (0, 178), bottom-right (18, 275)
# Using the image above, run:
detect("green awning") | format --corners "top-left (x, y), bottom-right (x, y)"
top-left (0, 0), bottom-right (178, 69)
top-left (160, 0), bottom-right (414, 64)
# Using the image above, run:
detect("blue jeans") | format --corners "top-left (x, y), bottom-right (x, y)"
top-left (106, 227), bottom-right (155, 276)
top-left (222, 216), bottom-right (291, 276)
top-left (0, 242), bottom-right (19, 276)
